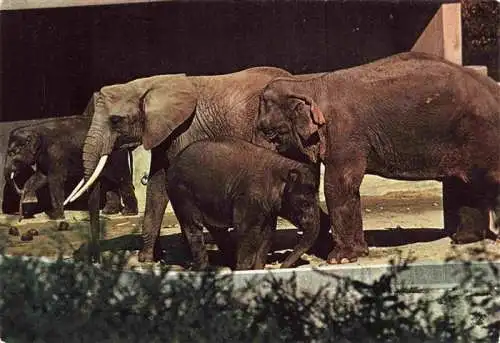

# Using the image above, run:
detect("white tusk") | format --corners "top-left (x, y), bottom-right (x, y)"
top-left (10, 172), bottom-right (22, 194)
top-left (64, 178), bottom-right (85, 206)
top-left (31, 164), bottom-right (37, 172)
top-left (67, 155), bottom-right (109, 203)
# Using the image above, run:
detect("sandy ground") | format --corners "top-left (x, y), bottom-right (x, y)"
top-left (1, 190), bottom-right (498, 269)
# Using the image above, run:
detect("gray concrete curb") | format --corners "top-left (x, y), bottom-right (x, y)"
top-left (1, 255), bottom-right (498, 293)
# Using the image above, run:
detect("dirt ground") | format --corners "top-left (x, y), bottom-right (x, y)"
top-left (0, 191), bottom-right (499, 269)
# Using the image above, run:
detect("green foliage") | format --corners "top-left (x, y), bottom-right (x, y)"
top-left (462, 0), bottom-right (498, 50)
top-left (0, 252), bottom-right (498, 343)
top-left (461, 0), bottom-right (499, 79)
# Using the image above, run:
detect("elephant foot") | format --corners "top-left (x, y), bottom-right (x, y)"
top-left (309, 240), bottom-right (331, 259)
top-left (308, 230), bottom-right (332, 259)
top-left (138, 247), bottom-right (162, 262)
top-left (121, 207), bottom-right (139, 216)
top-left (20, 201), bottom-right (37, 219)
top-left (353, 242), bottom-right (369, 257)
top-left (188, 263), bottom-right (213, 271)
top-left (138, 249), bottom-right (154, 262)
top-left (451, 230), bottom-right (484, 244)
top-left (102, 205), bottom-right (121, 215)
top-left (450, 207), bottom-right (488, 244)
top-left (46, 209), bottom-right (65, 220)
top-left (19, 212), bottom-right (35, 220)
top-left (326, 246), bottom-right (360, 264)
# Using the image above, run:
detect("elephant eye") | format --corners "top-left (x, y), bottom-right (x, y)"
top-left (292, 101), bottom-right (304, 112)
top-left (109, 115), bottom-right (124, 127)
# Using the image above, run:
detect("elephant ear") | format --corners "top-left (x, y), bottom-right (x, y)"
top-left (141, 77), bottom-right (197, 150)
top-left (24, 130), bottom-right (42, 157)
top-left (290, 96), bottom-right (326, 142)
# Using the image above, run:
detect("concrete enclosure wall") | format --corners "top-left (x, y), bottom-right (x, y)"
top-left (0, 0), bottom-right (457, 122)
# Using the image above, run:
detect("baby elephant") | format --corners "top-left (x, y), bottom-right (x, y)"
top-left (167, 138), bottom-right (320, 270)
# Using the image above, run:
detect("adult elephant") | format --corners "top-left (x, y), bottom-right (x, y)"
top-left (66, 67), bottom-right (331, 262)
top-left (256, 52), bottom-right (500, 264)
top-left (3, 116), bottom-right (138, 220)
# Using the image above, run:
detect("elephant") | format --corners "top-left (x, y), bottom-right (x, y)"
top-left (256, 51), bottom-right (500, 264)
top-left (65, 67), bottom-right (333, 262)
top-left (3, 116), bottom-right (138, 220)
top-left (167, 138), bottom-right (320, 270)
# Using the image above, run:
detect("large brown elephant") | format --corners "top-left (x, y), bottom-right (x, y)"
top-left (256, 52), bottom-right (500, 264)
top-left (66, 67), bottom-right (331, 262)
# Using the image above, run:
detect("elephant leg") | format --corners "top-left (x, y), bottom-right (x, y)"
top-left (118, 181), bottom-right (139, 216)
top-left (20, 172), bottom-right (47, 219)
top-left (88, 180), bottom-right (102, 263)
top-left (307, 163), bottom-right (331, 258)
top-left (138, 153), bottom-right (168, 262)
top-left (102, 187), bottom-right (122, 215)
top-left (168, 185), bottom-right (208, 269)
top-left (234, 223), bottom-right (268, 271)
top-left (206, 226), bottom-right (236, 268)
top-left (183, 222), bottom-right (208, 270)
top-left (310, 206), bottom-right (335, 260)
top-left (253, 219), bottom-right (275, 270)
top-left (46, 172), bottom-right (65, 220)
top-left (233, 201), bottom-right (272, 270)
top-left (443, 177), bottom-right (491, 244)
top-left (493, 184), bottom-right (500, 241)
top-left (353, 218), bottom-right (369, 256)
top-left (324, 159), bottom-right (366, 264)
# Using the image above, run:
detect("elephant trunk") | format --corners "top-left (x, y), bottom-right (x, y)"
top-left (65, 113), bottom-right (115, 204)
top-left (82, 125), bottom-right (112, 180)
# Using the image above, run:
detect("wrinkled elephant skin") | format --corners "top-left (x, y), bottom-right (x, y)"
top-left (167, 138), bottom-right (320, 270)
top-left (256, 52), bottom-right (500, 264)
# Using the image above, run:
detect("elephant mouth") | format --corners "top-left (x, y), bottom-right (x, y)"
top-left (115, 136), bottom-right (141, 150)
top-left (265, 131), bottom-right (279, 142)
top-left (263, 128), bottom-right (289, 144)
top-left (119, 142), bottom-right (141, 150)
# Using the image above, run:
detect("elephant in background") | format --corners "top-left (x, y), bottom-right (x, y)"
top-left (3, 116), bottom-right (138, 220)
top-left (66, 67), bottom-right (333, 262)
top-left (256, 51), bottom-right (500, 264)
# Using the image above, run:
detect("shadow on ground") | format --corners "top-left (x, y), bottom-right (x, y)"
top-left (73, 226), bottom-right (455, 267)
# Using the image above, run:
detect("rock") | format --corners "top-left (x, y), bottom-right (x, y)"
top-left (8, 226), bottom-right (20, 236)
top-left (27, 228), bottom-right (39, 236)
top-left (57, 221), bottom-right (70, 231)
top-left (20, 232), bottom-right (33, 241)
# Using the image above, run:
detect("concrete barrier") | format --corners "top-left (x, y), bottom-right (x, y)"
top-left (0, 254), bottom-right (497, 293)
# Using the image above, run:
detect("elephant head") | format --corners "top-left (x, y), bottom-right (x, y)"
top-left (66, 74), bottom-right (196, 203)
top-left (4, 129), bottom-right (40, 193)
top-left (256, 77), bottom-right (326, 164)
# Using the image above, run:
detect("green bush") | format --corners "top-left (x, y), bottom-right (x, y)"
top-left (462, 0), bottom-right (499, 80)
top-left (0, 252), bottom-right (498, 343)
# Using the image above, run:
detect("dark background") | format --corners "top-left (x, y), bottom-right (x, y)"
top-left (0, 0), bottom-right (462, 123)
